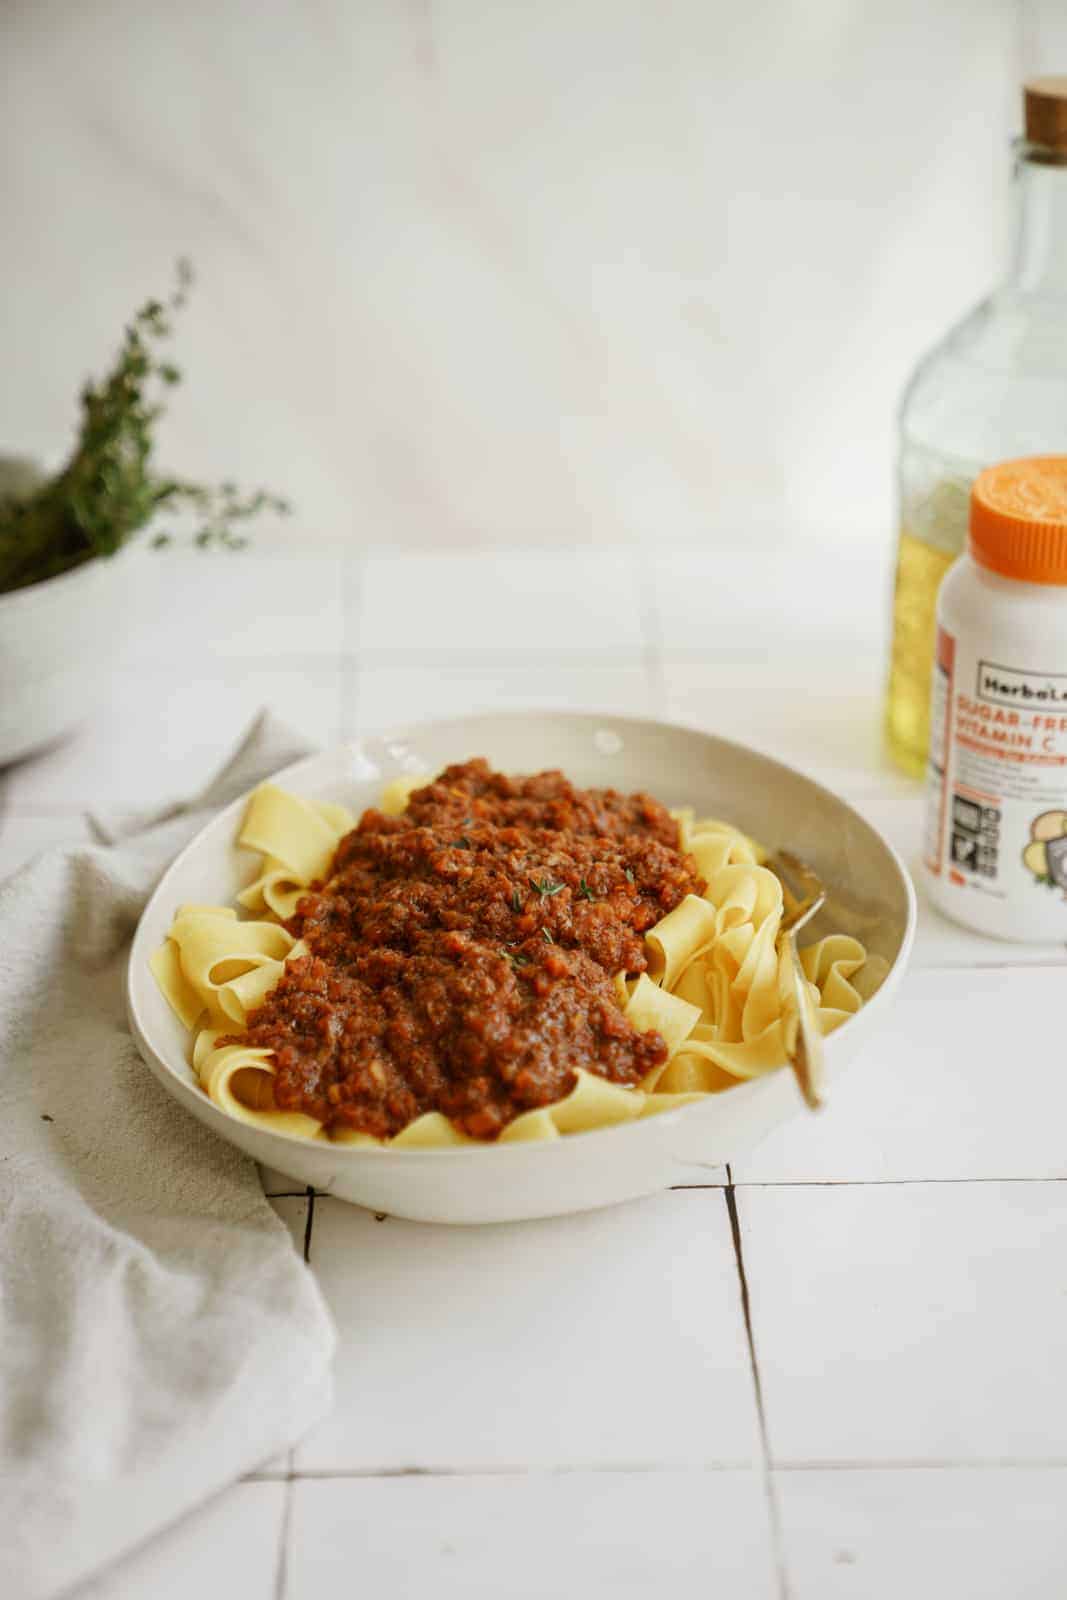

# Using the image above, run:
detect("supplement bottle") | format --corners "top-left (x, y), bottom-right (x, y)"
top-left (886, 78), bottom-right (1067, 777)
top-left (923, 456), bottom-right (1067, 942)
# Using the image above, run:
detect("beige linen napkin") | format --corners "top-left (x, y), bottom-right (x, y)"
top-left (0, 714), bottom-right (335, 1600)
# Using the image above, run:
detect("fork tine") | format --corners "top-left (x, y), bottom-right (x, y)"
top-left (768, 848), bottom-right (829, 1111)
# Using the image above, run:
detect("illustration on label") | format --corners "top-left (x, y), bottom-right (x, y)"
top-left (1022, 811), bottom-right (1067, 891)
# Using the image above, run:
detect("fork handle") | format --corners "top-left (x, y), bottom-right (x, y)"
top-left (783, 933), bottom-right (825, 1110)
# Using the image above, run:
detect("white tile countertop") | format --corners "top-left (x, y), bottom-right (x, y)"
top-left (4, 542), bottom-right (1067, 1599)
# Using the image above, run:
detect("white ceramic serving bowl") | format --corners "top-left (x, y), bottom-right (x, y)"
top-left (128, 712), bottom-right (916, 1224)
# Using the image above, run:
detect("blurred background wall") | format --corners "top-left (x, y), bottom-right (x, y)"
top-left (2, 1), bottom-right (1064, 553)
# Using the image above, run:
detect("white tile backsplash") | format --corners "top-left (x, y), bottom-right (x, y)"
top-left (356, 550), bottom-right (643, 658)
top-left (740, 1181), bottom-right (1067, 1464)
top-left (74, 1481), bottom-right (284, 1600)
top-left (287, 1471), bottom-right (779, 1600)
top-left (650, 546), bottom-right (894, 662)
top-left (660, 658), bottom-right (888, 794)
top-left (775, 1466), bottom-right (1067, 1600)
top-left (2, 661), bottom-right (342, 814)
top-left (297, 1190), bottom-right (760, 1472)
top-left (122, 550), bottom-right (346, 663)
top-left (268, 1193), bottom-right (313, 1260)
top-left (732, 967), bottom-right (1067, 1184)
top-left (352, 660), bottom-right (655, 733)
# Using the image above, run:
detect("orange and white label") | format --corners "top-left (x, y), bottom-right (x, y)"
top-left (924, 627), bottom-right (1067, 905)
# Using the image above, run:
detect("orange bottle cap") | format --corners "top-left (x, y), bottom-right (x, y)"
top-left (970, 457), bottom-right (1067, 585)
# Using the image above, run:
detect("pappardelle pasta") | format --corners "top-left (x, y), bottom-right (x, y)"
top-left (151, 761), bottom-right (887, 1147)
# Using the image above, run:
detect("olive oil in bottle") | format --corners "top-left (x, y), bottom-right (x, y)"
top-left (885, 77), bottom-right (1067, 776)
top-left (886, 475), bottom-right (970, 777)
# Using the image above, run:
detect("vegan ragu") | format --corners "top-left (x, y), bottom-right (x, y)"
top-left (232, 760), bottom-right (704, 1140)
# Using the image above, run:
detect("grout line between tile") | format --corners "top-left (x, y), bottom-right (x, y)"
top-left (270, 1187), bottom-right (317, 1592)
top-left (249, 1454), bottom-right (1067, 1485)
top-left (273, 1469), bottom-right (295, 1600)
top-left (724, 1166), bottom-right (789, 1600)
top-left (340, 551), bottom-right (363, 739)
top-left (341, 663), bottom-right (359, 742)
top-left (302, 1186), bottom-right (316, 1265)
top-left (93, 641), bottom-right (888, 671)
top-left (270, 1178), bottom-right (1067, 1204)
top-left (772, 1456), bottom-right (1067, 1472)
top-left (731, 1176), bottom-right (1067, 1187)
top-left (349, 647), bottom-right (652, 670)
top-left (48, 646), bottom-right (658, 673)
top-left (654, 651), bottom-right (887, 675)
top-left (269, 1459), bottom-right (763, 1482)
top-left (911, 956), bottom-right (1067, 971)
top-left (634, 549), bottom-right (667, 718)
top-left (121, 651), bottom-right (350, 671)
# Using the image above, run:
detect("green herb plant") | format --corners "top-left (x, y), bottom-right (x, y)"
top-left (0, 260), bottom-right (288, 596)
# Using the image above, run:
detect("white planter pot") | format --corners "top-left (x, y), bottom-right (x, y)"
top-left (0, 553), bottom-right (127, 766)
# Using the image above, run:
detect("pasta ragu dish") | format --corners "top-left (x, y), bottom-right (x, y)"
top-left (227, 761), bottom-right (696, 1140)
top-left (152, 759), bottom-right (887, 1147)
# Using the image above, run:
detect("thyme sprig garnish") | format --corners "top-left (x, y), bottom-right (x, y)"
top-left (624, 868), bottom-right (636, 884)
top-left (505, 950), bottom-right (530, 968)
top-left (576, 878), bottom-right (596, 901)
top-left (529, 876), bottom-right (566, 900)
top-left (510, 887), bottom-right (525, 914)
top-left (0, 260), bottom-right (289, 596)
top-left (542, 927), bottom-right (555, 944)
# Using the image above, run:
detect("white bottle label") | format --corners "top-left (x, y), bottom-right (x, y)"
top-left (925, 625), bottom-right (1067, 916)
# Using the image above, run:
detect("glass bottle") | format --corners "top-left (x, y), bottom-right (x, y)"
top-left (885, 77), bottom-right (1067, 777)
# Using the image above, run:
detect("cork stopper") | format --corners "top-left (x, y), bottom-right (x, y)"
top-left (1025, 77), bottom-right (1067, 151)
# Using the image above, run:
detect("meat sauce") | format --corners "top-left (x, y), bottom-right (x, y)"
top-left (236, 760), bottom-right (704, 1140)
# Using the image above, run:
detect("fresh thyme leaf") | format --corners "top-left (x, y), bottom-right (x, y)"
top-left (576, 878), bottom-right (595, 901)
top-left (529, 876), bottom-right (565, 899)
top-left (505, 950), bottom-right (530, 968)
top-left (510, 887), bottom-right (524, 914)
top-left (624, 868), bottom-right (636, 884)
top-left (0, 260), bottom-right (288, 596)
top-left (542, 927), bottom-right (555, 944)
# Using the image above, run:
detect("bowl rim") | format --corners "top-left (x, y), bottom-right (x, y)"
top-left (126, 708), bottom-right (918, 1163)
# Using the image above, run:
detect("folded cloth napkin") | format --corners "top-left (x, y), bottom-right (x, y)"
top-left (0, 713), bottom-right (336, 1600)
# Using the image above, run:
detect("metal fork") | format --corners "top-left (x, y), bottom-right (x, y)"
top-left (769, 848), bottom-right (827, 1111)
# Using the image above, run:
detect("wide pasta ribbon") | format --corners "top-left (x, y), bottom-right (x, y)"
top-left (151, 907), bottom-right (298, 1028)
top-left (237, 786), bottom-right (355, 918)
top-left (640, 825), bottom-right (887, 1095)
